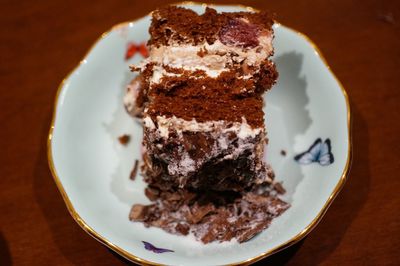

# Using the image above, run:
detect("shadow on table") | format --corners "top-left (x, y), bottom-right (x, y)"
top-left (255, 101), bottom-right (370, 265)
top-left (32, 111), bottom-right (121, 264)
top-left (0, 232), bottom-right (12, 266)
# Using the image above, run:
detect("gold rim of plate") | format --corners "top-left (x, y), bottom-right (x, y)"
top-left (47, 2), bottom-right (352, 265)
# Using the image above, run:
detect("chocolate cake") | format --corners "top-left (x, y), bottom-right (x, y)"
top-left (125, 6), bottom-right (289, 244)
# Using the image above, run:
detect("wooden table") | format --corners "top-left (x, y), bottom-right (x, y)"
top-left (1, 0), bottom-right (399, 265)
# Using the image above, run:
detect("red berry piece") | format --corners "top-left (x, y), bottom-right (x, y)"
top-left (219, 18), bottom-right (260, 48)
top-left (125, 42), bottom-right (137, 60)
top-left (138, 43), bottom-right (149, 58)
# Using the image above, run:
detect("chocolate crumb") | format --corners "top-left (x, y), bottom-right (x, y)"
top-left (197, 47), bottom-right (208, 57)
top-left (145, 187), bottom-right (160, 201)
top-left (274, 182), bottom-right (286, 194)
top-left (130, 160), bottom-right (139, 180)
top-left (280, 150), bottom-right (287, 156)
top-left (175, 223), bottom-right (190, 235)
top-left (129, 204), bottom-right (149, 221)
top-left (118, 134), bottom-right (131, 145)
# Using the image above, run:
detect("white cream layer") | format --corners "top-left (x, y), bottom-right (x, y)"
top-left (144, 115), bottom-right (262, 139)
top-left (149, 65), bottom-right (182, 85)
top-left (136, 33), bottom-right (272, 80)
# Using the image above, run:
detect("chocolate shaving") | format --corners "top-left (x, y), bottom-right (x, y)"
top-left (130, 160), bottom-right (139, 180)
top-left (274, 182), bottom-right (286, 194)
top-left (145, 187), bottom-right (160, 201)
top-left (130, 185), bottom-right (289, 244)
top-left (175, 223), bottom-right (190, 235)
top-left (129, 204), bottom-right (149, 221)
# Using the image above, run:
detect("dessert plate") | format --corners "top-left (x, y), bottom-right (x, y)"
top-left (48, 2), bottom-right (351, 265)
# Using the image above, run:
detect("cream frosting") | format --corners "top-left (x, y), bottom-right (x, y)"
top-left (134, 33), bottom-right (273, 80)
top-left (149, 65), bottom-right (181, 85)
top-left (123, 79), bottom-right (141, 116)
top-left (149, 37), bottom-right (272, 68)
top-left (147, 115), bottom-right (263, 139)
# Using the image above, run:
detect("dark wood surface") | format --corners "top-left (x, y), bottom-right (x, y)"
top-left (1, 0), bottom-right (399, 265)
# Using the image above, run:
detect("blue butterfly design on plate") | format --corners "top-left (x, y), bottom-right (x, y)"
top-left (294, 138), bottom-right (334, 166)
top-left (142, 241), bottom-right (174, 254)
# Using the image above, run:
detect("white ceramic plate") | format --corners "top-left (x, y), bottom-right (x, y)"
top-left (48, 2), bottom-right (351, 265)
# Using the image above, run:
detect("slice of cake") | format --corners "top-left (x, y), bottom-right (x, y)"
top-left (126, 6), bottom-right (289, 243)
top-left (130, 6), bottom-right (278, 192)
